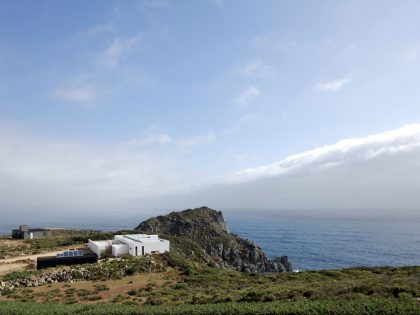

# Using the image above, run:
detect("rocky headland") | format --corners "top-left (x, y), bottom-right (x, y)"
top-left (135, 206), bottom-right (292, 273)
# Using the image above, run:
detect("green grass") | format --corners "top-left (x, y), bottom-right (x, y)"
top-left (1, 271), bottom-right (42, 281)
top-left (122, 265), bottom-right (420, 305)
top-left (0, 298), bottom-right (419, 314)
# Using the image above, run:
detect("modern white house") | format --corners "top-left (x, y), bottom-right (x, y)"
top-left (88, 234), bottom-right (170, 258)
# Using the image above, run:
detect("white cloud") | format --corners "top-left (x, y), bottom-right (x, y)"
top-left (98, 34), bottom-right (144, 69)
top-left (171, 124), bottom-right (420, 217)
top-left (315, 77), bottom-right (351, 92)
top-left (0, 125), bottom-right (192, 215)
top-left (2, 123), bottom-right (420, 219)
top-left (235, 86), bottom-right (260, 106)
top-left (237, 60), bottom-right (271, 77)
top-left (229, 124), bottom-right (420, 183)
top-left (177, 132), bottom-right (216, 149)
top-left (53, 87), bottom-right (96, 104)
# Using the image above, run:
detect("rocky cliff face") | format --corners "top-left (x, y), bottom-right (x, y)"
top-left (135, 206), bottom-right (292, 273)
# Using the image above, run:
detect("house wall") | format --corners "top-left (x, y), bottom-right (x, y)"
top-left (112, 244), bottom-right (129, 257)
top-left (34, 230), bottom-right (53, 238)
top-left (89, 235), bottom-right (170, 258)
top-left (12, 229), bottom-right (52, 239)
top-left (126, 239), bottom-right (170, 257)
top-left (11, 230), bottom-right (20, 239)
top-left (88, 239), bottom-right (112, 258)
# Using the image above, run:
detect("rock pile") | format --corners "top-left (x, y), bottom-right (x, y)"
top-left (0, 267), bottom-right (90, 293)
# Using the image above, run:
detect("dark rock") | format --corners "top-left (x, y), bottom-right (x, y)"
top-left (135, 206), bottom-right (292, 273)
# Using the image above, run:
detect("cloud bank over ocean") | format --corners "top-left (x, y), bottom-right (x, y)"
top-left (1, 123), bottom-right (420, 219)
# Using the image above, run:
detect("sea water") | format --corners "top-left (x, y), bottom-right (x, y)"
top-left (1, 212), bottom-right (419, 271)
top-left (225, 214), bottom-right (420, 270)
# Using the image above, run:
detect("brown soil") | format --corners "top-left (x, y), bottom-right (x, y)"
top-left (0, 270), bottom-right (180, 304)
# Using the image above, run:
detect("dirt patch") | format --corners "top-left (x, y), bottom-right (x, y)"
top-left (0, 263), bottom-right (27, 276)
top-left (0, 270), bottom-right (180, 304)
top-left (0, 251), bottom-right (64, 264)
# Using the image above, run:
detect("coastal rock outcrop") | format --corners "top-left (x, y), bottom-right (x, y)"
top-left (135, 206), bottom-right (292, 273)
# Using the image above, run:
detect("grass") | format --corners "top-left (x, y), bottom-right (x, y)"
top-left (0, 298), bottom-right (419, 315)
top-left (2, 264), bottom-right (419, 307)
top-left (150, 265), bottom-right (419, 305)
top-left (1, 271), bottom-right (41, 281)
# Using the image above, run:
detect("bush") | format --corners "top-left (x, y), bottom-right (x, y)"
top-left (94, 284), bottom-right (109, 292)
top-left (2, 271), bottom-right (35, 281)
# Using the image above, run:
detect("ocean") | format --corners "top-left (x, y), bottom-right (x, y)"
top-left (1, 212), bottom-right (419, 271)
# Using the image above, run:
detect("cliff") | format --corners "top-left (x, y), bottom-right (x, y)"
top-left (135, 206), bottom-right (292, 273)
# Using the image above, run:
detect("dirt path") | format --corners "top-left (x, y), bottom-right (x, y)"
top-left (0, 251), bottom-right (62, 276)
top-left (0, 251), bottom-right (61, 264)
top-left (0, 263), bottom-right (27, 275)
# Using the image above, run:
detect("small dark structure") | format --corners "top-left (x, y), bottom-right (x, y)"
top-left (37, 249), bottom-right (98, 270)
top-left (12, 225), bottom-right (52, 240)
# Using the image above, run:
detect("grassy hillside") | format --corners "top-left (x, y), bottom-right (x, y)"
top-left (1, 264), bottom-right (419, 306)
top-left (0, 298), bottom-right (419, 315)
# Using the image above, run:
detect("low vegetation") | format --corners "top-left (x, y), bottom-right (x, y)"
top-left (2, 260), bottom-right (419, 307)
top-left (0, 298), bottom-right (419, 315)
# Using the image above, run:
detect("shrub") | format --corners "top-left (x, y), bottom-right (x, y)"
top-left (94, 284), bottom-right (109, 292)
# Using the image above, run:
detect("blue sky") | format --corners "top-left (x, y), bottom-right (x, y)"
top-left (1, 0), bottom-right (420, 217)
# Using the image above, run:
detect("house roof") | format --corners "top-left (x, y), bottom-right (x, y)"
top-left (116, 234), bottom-right (166, 244)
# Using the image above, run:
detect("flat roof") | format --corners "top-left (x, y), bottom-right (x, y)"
top-left (116, 234), bottom-right (166, 244)
top-left (12, 228), bottom-right (51, 232)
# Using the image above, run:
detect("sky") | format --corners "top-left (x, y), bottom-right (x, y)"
top-left (1, 0), bottom-right (420, 220)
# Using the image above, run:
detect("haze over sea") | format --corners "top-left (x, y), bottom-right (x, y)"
top-left (1, 212), bottom-right (419, 271)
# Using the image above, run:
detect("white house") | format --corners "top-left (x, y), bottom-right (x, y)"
top-left (88, 234), bottom-right (170, 258)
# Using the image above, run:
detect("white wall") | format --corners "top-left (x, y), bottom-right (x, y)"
top-left (88, 239), bottom-right (112, 258)
top-left (89, 235), bottom-right (170, 258)
top-left (112, 243), bottom-right (129, 256)
top-left (127, 239), bottom-right (170, 256)
top-left (114, 235), bottom-right (170, 257)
